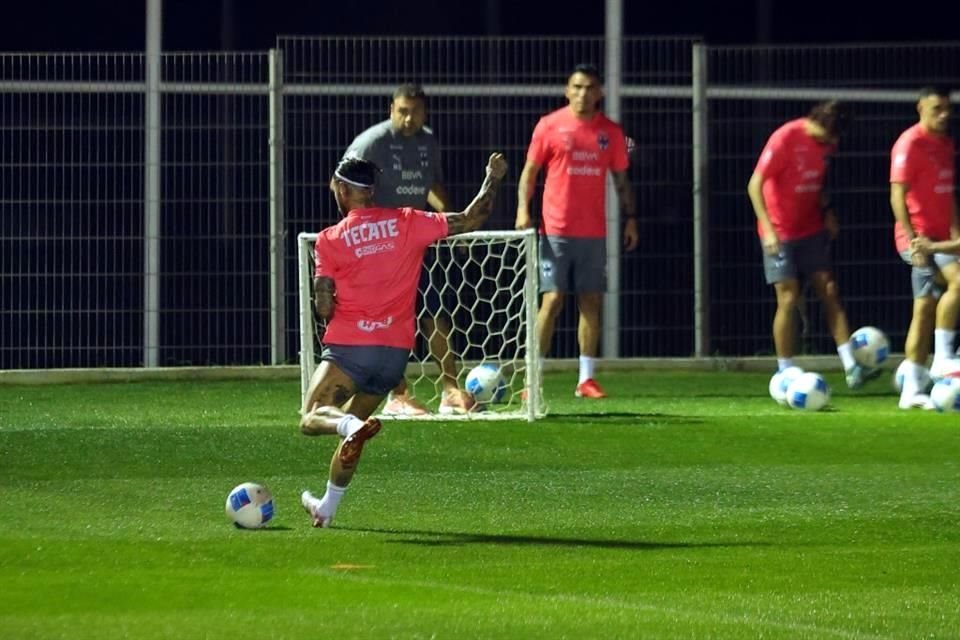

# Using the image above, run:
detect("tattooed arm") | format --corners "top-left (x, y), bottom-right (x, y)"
top-left (312, 276), bottom-right (336, 321)
top-left (612, 169), bottom-right (639, 251)
top-left (443, 153), bottom-right (508, 236)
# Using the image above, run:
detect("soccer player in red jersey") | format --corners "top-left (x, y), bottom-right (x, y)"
top-left (515, 63), bottom-right (637, 399)
top-left (747, 101), bottom-right (876, 389)
top-left (298, 152), bottom-right (507, 528)
top-left (890, 86), bottom-right (959, 409)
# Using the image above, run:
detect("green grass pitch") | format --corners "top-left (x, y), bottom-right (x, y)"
top-left (1, 370), bottom-right (958, 639)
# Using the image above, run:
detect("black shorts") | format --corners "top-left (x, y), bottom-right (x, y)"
top-left (320, 344), bottom-right (410, 396)
top-left (761, 230), bottom-right (832, 285)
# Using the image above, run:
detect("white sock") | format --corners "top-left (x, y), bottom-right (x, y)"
top-left (578, 355), bottom-right (596, 384)
top-left (934, 329), bottom-right (955, 361)
top-left (317, 481), bottom-right (346, 518)
top-left (335, 414), bottom-right (365, 438)
top-left (777, 358), bottom-right (794, 372)
top-left (837, 342), bottom-right (856, 371)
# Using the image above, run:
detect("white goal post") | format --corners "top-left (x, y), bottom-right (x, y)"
top-left (297, 229), bottom-right (545, 421)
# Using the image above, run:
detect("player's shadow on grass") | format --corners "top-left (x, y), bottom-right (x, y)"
top-left (348, 527), bottom-right (768, 550)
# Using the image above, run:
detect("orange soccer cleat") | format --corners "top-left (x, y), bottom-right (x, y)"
top-left (339, 417), bottom-right (382, 467)
top-left (574, 378), bottom-right (607, 399)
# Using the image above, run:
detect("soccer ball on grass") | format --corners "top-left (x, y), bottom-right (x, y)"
top-left (225, 482), bottom-right (274, 529)
top-left (850, 326), bottom-right (890, 369)
top-left (769, 366), bottom-right (804, 406)
top-left (786, 372), bottom-right (831, 411)
top-left (465, 363), bottom-right (507, 405)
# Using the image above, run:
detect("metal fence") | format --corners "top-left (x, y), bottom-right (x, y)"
top-left (2, 39), bottom-right (959, 369)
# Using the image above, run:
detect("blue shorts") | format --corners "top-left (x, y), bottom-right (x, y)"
top-left (320, 344), bottom-right (409, 396)
top-left (539, 235), bottom-right (607, 294)
top-left (761, 230), bottom-right (832, 285)
top-left (899, 250), bottom-right (959, 298)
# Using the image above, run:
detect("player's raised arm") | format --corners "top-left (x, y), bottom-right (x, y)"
top-left (444, 153), bottom-right (508, 236)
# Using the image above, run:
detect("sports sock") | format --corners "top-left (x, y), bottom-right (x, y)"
top-left (837, 342), bottom-right (856, 371)
top-left (336, 414), bottom-right (365, 438)
top-left (777, 358), bottom-right (794, 372)
top-left (317, 481), bottom-right (347, 518)
top-left (934, 329), bottom-right (955, 361)
top-left (578, 355), bottom-right (595, 384)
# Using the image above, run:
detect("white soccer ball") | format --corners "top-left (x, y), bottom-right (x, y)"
top-left (930, 358), bottom-right (960, 382)
top-left (465, 363), bottom-right (507, 405)
top-left (931, 378), bottom-right (960, 412)
top-left (769, 366), bottom-right (804, 406)
top-left (786, 372), bottom-right (831, 411)
top-left (850, 326), bottom-right (890, 369)
top-left (893, 360), bottom-right (933, 393)
top-left (225, 482), bottom-right (274, 529)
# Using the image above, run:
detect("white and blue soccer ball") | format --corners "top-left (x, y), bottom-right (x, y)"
top-left (769, 366), bottom-right (804, 406)
top-left (893, 360), bottom-right (933, 394)
top-left (851, 326), bottom-right (890, 369)
top-left (786, 372), bottom-right (831, 411)
top-left (930, 378), bottom-right (960, 412)
top-left (465, 363), bottom-right (507, 405)
top-left (225, 482), bottom-right (274, 529)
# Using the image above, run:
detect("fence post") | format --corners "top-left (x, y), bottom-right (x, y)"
top-left (604, 0), bottom-right (623, 359)
top-left (144, 0), bottom-right (162, 368)
top-left (268, 49), bottom-right (287, 364)
top-left (692, 42), bottom-right (710, 358)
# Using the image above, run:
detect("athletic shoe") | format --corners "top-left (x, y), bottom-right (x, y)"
top-left (575, 378), bottom-right (607, 399)
top-left (930, 358), bottom-right (960, 381)
top-left (438, 388), bottom-right (476, 415)
top-left (898, 391), bottom-right (935, 411)
top-left (339, 417), bottom-right (382, 467)
top-left (301, 490), bottom-right (331, 528)
top-left (381, 395), bottom-right (429, 416)
top-left (845, 363), bottom-right (882, 389)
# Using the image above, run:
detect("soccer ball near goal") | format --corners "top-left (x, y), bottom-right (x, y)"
top-left (465, 363), bottom-right (507, 405)
top-left (769, 366), bottom-right (804, 406)
top-left (786, 372), bottom-right (830, 411)
top-left (225, 482), bottom-right (274, 529)
top-left (930, 378), bottom-right (960, 412)
top-left (850, 326), bottom-right (889, 369)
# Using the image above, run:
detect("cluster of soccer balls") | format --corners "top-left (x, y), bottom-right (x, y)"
top-left (768, 325), bottom-right (889, 412)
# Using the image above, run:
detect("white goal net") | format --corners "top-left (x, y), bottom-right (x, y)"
top-left (297, 229), bottom-right (544, 421)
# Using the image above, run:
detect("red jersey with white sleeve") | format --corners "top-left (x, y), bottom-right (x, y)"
top-left (754, 119), bottom-right (835, 241)
top-left (526, 107), bottom-right (629, 238)
top-left (314, 207), bottom-right (448, 349)
top-left (890, 123), bottom-right (956, 252)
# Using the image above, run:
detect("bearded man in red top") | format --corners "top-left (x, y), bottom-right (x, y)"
top-left (298, 153), bottom-right (507, 528)
top-left (516, 63), bottom-right (638, 400)
top-left (891, 86), bottom-right (959, 410)
top-left (747, 101), bottom-right (877, 389)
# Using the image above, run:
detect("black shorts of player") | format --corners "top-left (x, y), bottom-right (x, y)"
top-left (321, 344), bottom-right (409, 396)
top-left (761, 230), bottom-right (832, 285)
top-left (417, 245), bottom-right (462, 318)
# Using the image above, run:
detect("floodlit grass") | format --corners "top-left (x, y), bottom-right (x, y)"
top-left (1, 370), bottom-right (958, 639)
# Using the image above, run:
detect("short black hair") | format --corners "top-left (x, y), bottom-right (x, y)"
top-left (393, 83), bottom-right (426, 102)
top-left (569, 63), bottom-right (602, 83)
top-left (918, 85), bottom-right (951, 100)
top-left (808, 100), bottom-right (851, 138)
top-left (333, 156), bottom-right (380, 189)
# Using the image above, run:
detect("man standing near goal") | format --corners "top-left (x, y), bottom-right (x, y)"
top-left (299, 153), bottom-right (507, 528)
top-left (515, 63), bottom-right (638, 399)
top-left (339, 83), bottom-right (473, 416)
top-left (890, 86), bottom-right (960, 409)
top-left (746, 100), bottom-right (877, 389)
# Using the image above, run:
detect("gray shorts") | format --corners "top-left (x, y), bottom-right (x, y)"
top-left (899, 250), bottom-right (959, 298)
top-left (539, 235), bottom-right (607, 294)
top-left (762, 230), bottom-right (832, 285)
top-left (321, 344), bottom-right (409, 396)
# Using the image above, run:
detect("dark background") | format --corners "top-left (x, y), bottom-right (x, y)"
top-left (0, 1), bottom-right (955, 52)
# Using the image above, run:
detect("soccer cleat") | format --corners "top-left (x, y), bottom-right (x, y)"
top-left (301, 491), bottom-right (332, 528)
top-left (845, 363), bottom-right (882, 389)
top-left (339, 417), bottom-right (382, 467)
top-left (438, 388), bottom-right (476, 415)
top-left (929, 358), bottom-right (960, 381)
top-left (898, 391), bottom-right (935, 411)
top-left (381, 394), bottom-right (430, 416)
top-left (574, 378), bottom-right (607, 399)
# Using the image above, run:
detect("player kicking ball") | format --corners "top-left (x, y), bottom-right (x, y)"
top-left (298, 152), bottom-right (508, 528)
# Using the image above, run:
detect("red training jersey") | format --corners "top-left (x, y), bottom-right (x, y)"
top-left (526, 107), bottom-right (629, 238)
top-left (754, 119), bottom-right (835, 242)
top-left (314, 207), bottom-right (448, 349)
top-left (890, 123), bottom-right (956, 253)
